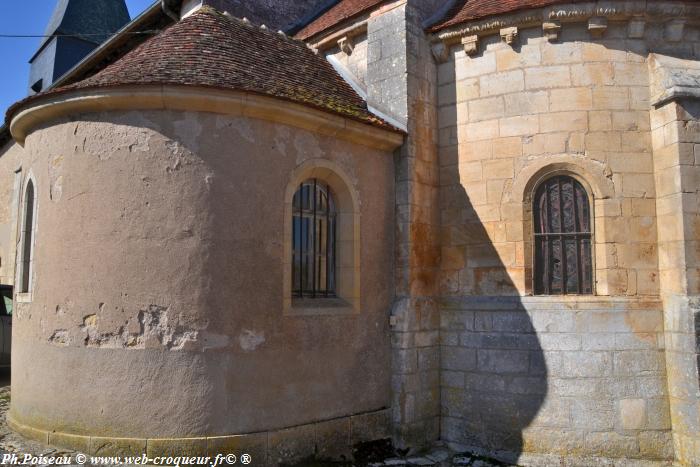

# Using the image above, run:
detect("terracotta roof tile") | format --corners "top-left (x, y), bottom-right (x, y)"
top-left (295, 0), bottom-right (386, 40)
top-left (430, 0), bottom-right (574, 31)
top-left (7, 7), bottom-right (397, 132)
top-left (430, 0), bottom-right (700, 31)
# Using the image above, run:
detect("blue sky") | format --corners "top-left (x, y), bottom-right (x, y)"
top-left (0, 0), bottom-right (156, 118)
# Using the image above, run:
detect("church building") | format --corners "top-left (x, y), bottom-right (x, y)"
top-left (0, 0), bottom-right (699, 465)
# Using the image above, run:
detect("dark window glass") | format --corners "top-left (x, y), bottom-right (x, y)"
top-left (534, 175), bottom-right (593, 295)
top-left (20, 181), bottom-right (35, 294)
top-left (292, 179), bottom-right (336, 298)
top-left (0, 288), bottom-right (11, 316)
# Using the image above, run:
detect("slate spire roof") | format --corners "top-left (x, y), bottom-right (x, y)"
top-left (40, 0), bottom-right (131, 48)
top-left (9, 7), bottom-right (395, 132)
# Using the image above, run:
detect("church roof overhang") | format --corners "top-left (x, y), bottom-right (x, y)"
top-left (428, 0), bottom-right (700, 62)
top-left (8, 84), bottom-right (404, 151)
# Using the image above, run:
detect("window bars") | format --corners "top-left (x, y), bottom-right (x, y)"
top-left (292, 179), bottom-right (337, 298)
top-left (534, 175), bottom-right (593, 295)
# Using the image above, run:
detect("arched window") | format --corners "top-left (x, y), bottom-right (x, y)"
top-left (534, 175), bottom-right (592, 295)
top-left (19, 179), bottom-right (36, 294)
top-left (292, 179), bottom-right (336, 298)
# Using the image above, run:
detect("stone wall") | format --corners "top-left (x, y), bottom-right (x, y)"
top-left (650, 70), bottom-right (700, 462)
top-left (431, 6), bottom-right (700, 463)
top-left (9, 108), bottom-right (395, 457)
top-left (437, 22), bottom-right (661, 298)
top-left (364, 0), bottom-right (443, 449)
top-left (0, 141), bottom-right (23, 286)
top-left (441, 296), bottom-right (671, 463)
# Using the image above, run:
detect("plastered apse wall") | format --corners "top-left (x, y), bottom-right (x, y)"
top-left (9, 109), bottom-right (395, 458)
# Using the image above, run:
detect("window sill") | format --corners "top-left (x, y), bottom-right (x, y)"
top-left (15, 293), bottom-right (32, 303)
top-left (287, 297), bottom-right (356, 316)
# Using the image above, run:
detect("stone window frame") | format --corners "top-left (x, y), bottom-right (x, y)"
top-left (283, 159), bottom-right (360, 316)
top-left (16, 172), bottom-right (38, 303)
top-left (511, 157), bottom-right (614, 296)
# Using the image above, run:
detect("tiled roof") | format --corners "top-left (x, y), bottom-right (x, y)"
top-left (430, 0), bottom-right (589, 31)
top-left (295, 0), bottom-right (386, 40)
top-left (7, 7), bottom-right (396, 132)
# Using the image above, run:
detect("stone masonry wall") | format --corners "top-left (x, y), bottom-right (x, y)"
top-left (441, 296), bottom-right (671, 463)
top-left (651, 93), bottom-right (700, 464)
top-left (433, 13), bottom-right (694, 463)
top-left (437, 22), bottom-right (660, 298)
top-left (366, 0), bottom-right (442, 450)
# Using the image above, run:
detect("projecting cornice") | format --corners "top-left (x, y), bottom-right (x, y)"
top-left (9, 85), bottom-right (404, 151)
top-left (430, 1), bottom-right (700, 62)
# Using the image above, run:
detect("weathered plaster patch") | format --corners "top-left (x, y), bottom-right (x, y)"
top-left (164, 141), bottom-right (197, 173)
top-left (80, 122), bottom-right (151, 160)
top-left (216, 117), bottom-right (255, 143)
top-left (238, 329), bottom-right (265, 352)
top-left (172, 115), bottom-right (202, 151)
top-left (273, 125), bottom-right (291, 155)
top-left (139, 305), bottom-right (198, 350)
top-left (73, 305), bottom-right (199, 350)
top-left (48, 155), bottom-right (64, 202)
top-left (294, 131), bottom-right (323, 164)
top-left (48, 330), bottom-right (70, 346)
top-left (201, 332), bottom-right (230, 351)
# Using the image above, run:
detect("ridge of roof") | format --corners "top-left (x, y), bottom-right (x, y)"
top-left (7, 7), bottom-right (399, 134)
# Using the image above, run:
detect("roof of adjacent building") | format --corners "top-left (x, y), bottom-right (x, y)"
top-left (7, 6), bottom-right (396, 132)
top-left (295, 0), bottom-right (386, 40)
top-left (35, 0), bottom-right (131, 55)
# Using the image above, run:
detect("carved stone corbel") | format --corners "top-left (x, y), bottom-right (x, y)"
top-left (431, 42), bottom-right (449, 64)
top-left (588, 17), bottom-right (608, 38)
top-left (542, 21), bottom-right (561, 42)
top-left (461, 35), bottom-right (479, 56)
top-left (338, 36), bottom-right (354, 55)
top-left (500, 27), bottom-right (518, 45)
top-left (462, 36), bottom-right (479, 57)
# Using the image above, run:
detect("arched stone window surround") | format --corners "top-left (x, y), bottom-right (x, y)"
top-left (17, 172), bottom-right (38, 302)
top-left (283, 159), bottom-right (360, 315)
top-left (509, 156), bottom-right (613, 295)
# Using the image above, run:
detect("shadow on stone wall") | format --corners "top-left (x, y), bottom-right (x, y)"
top-left (437, 47), bottom-right (547, 457)
top-left (439, 181), bottom-right (547, 464)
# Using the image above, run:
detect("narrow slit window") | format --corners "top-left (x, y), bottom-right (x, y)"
top-left (20, 180), bottom-right (36, 294)
top-left (534, 175), bottom-right (593, 295)
top-left (292, 179), bottom-right (336, 298)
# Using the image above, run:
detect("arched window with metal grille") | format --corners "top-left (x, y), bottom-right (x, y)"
top-left (534, 175), bottom-right (593, 295)
top-left (292, 179), bottom-right (336, 298)
top-left (19, 179), bottom-right (36, 294)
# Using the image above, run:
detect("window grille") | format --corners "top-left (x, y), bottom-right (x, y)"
top-left (20, 180), bottom-right (35, 294)
top-left (534, 175), bottom-right (593, 295)
top-left (292, 179), bottom-right (336, 298)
